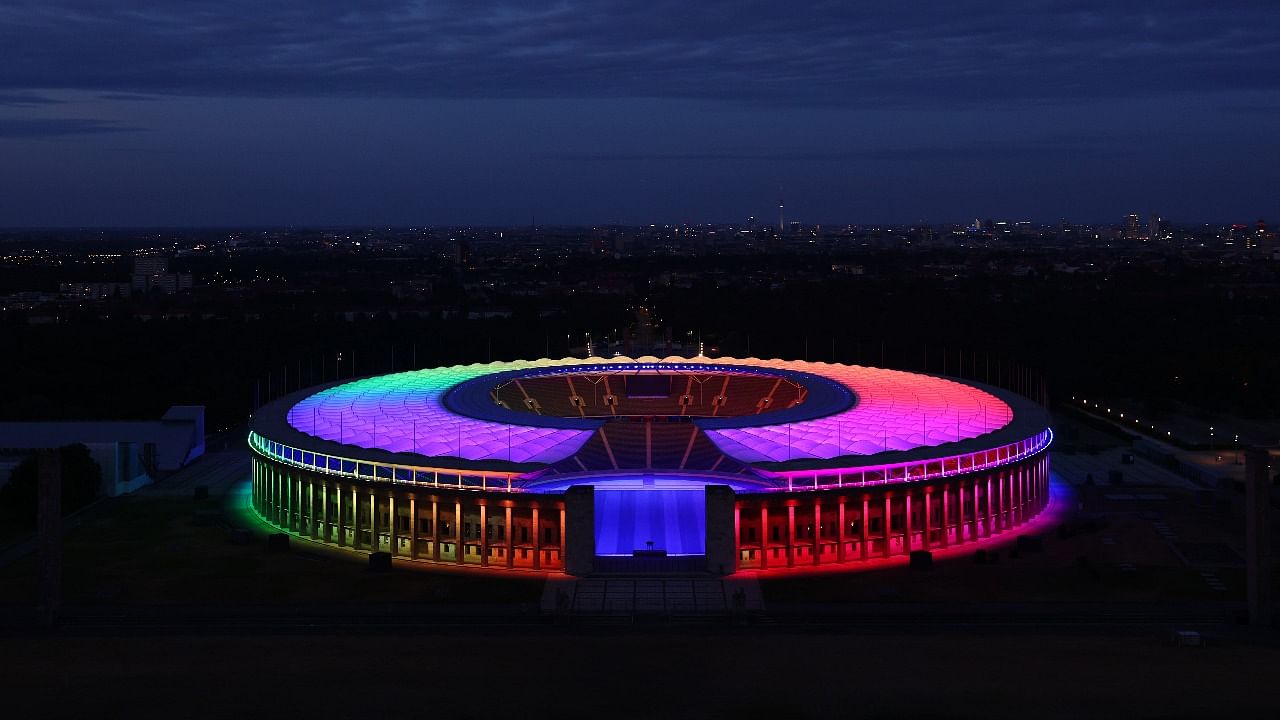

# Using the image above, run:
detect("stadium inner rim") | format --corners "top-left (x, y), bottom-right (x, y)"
top-left (248, 356), bottom-right (1053, 575)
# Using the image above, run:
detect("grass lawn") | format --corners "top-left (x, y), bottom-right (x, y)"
top-left (0, 489), bottom-right (543, 607)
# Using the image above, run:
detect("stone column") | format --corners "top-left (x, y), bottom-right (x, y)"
top-left (882, 495), bottom-right (892, 557)
top-left (1031, 460), bottom-right (1039, 511)
top-left (1010, 470), bottom-right (1018, 527)
top-left (479, 503), bottom-right (489, 567)
top-left (559, 506), bottom-right (567, 570)
top-left (271, 467), bottom-right (280, 525)
top-left (369, 491), bottom-right (379, 552)
top-left (971, 481), bottom-right (981, 540)
top-left (860, 497), bottom-right (870, 561)
top-left (985, 476), bottom-right (994, 536)
top-left (1040, 458), bottom-right (1048, 509)
top-left (836, 499), bottom-right (847, 562)
top-left (923, 489), bottom-right (932, 550)
top-left (351, 486), bottom-right (362, 549)
top-left (785, 504), bottom-right (796, 567)
top-left (309, 479), bottom-right (319, 539)
top-left (1026, 464), bottom-right (1035, 512)
top-left (388, 495), bottom-right (398, 555)
top-left (454, 499), bottom-right (464, 565)
top-left (903, 494), bottom-right (913, 553)
top-left (409, 496), bottom-right (418, 559)
top-left (335, 482), bottom-right (345, 547)
top-left (759, 504), bottom-right (769, 569)
top-left (956, 484), bottom-right (966, 544)
top-left (1001, 471), bottom-right (1010, 529)
top-left (321, 482), bottom-right (331, 542)
top-left (286, 471), bottom-right (295, 530)
top-left (940, 485), bottom-right (950, 548)
top-left (994, 472), bottom-right (1004, 531)
top-left (431, 499), bottom-right (440, 561)
top-left (734, 503), bottom-right (743, 570)
top-left (532, 506), bottom-right (542, 570)
top-left (561, 493), bottom-right (597, 574)
top-left (1016, 467), bottom-right (1025, 525)
top-left (812, 501), bottom-right (822, 565)
top-left (1029, 456), bottom-right (1039, 507)
top-left (505, 506), bottom-right (514, 569)
top-left (705, 485), bottom-right (736, 575)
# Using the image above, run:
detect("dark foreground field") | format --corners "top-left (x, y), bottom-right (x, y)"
top-left (6, 629), bottom-right (1278, 719)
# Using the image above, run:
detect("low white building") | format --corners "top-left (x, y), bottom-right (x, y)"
top-left (0, 406), bottom-right (205, 496)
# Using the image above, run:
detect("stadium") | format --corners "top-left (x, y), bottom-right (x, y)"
top-left (248, 356), bottom-right (1053, 575)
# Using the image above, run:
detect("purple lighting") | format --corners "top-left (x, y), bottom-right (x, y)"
top-left (286, 361), bottom-right (596, 463)
top-left (284, 356), bottom-right (1019, 469)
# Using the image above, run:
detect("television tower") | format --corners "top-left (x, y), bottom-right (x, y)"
top-left (778, 187), bottom-right (785, 232)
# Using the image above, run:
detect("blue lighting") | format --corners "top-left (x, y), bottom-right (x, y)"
top-left (524, 473), bottom-right (754, 557)
top-left (526, 472), bottom-right (763, 493)
top-left (594, 486), bottom-right (706, 556)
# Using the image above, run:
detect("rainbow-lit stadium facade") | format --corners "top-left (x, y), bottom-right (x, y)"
top-left (248, 357), bottom-right (1053, 575)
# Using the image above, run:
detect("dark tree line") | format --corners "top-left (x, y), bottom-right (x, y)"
top-left (0, 444), bottom-right (102, 527)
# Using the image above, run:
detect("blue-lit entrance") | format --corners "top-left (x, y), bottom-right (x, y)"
top-left (525, 472), bottom-right (763, 562)
top-left (594, 485), bottom-right (707, 556)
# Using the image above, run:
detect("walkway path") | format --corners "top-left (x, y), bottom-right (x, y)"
top-left (541, 573), bottom-right (764, 615)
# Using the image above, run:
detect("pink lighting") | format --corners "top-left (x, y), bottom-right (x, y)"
top-left (701, 359), bottom-right (1013, 462)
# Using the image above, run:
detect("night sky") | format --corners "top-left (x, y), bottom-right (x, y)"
top-left (2, 1), bottom-right (1277, 227)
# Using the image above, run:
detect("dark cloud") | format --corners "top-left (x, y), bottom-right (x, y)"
top-left (549, 137), bottom-right (1138, 163)
top-left (0, 118), bottom-right (145, 138)
top-left (1221, 103), bottom-right (1280, 115)
top-left (0, 1), bottom-right (1277, 105)
top-left (0, 93), bottom-right (63, 106)
top-left (96, 92), bottom-right (163, 102)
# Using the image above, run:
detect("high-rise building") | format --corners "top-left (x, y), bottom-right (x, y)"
top-left (133, 255), bottom-right (169, 276)
top-left (451, 238), bottom-right (470, 265)
top-left (1148, 214), bottom-right (1163, 241)
top-left (1245, 219), bottom-right (1266, 250)
top-left (1125, 214), bottom-right (1141, 240)
top-left (130, 254), bottom-right (191, 294)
